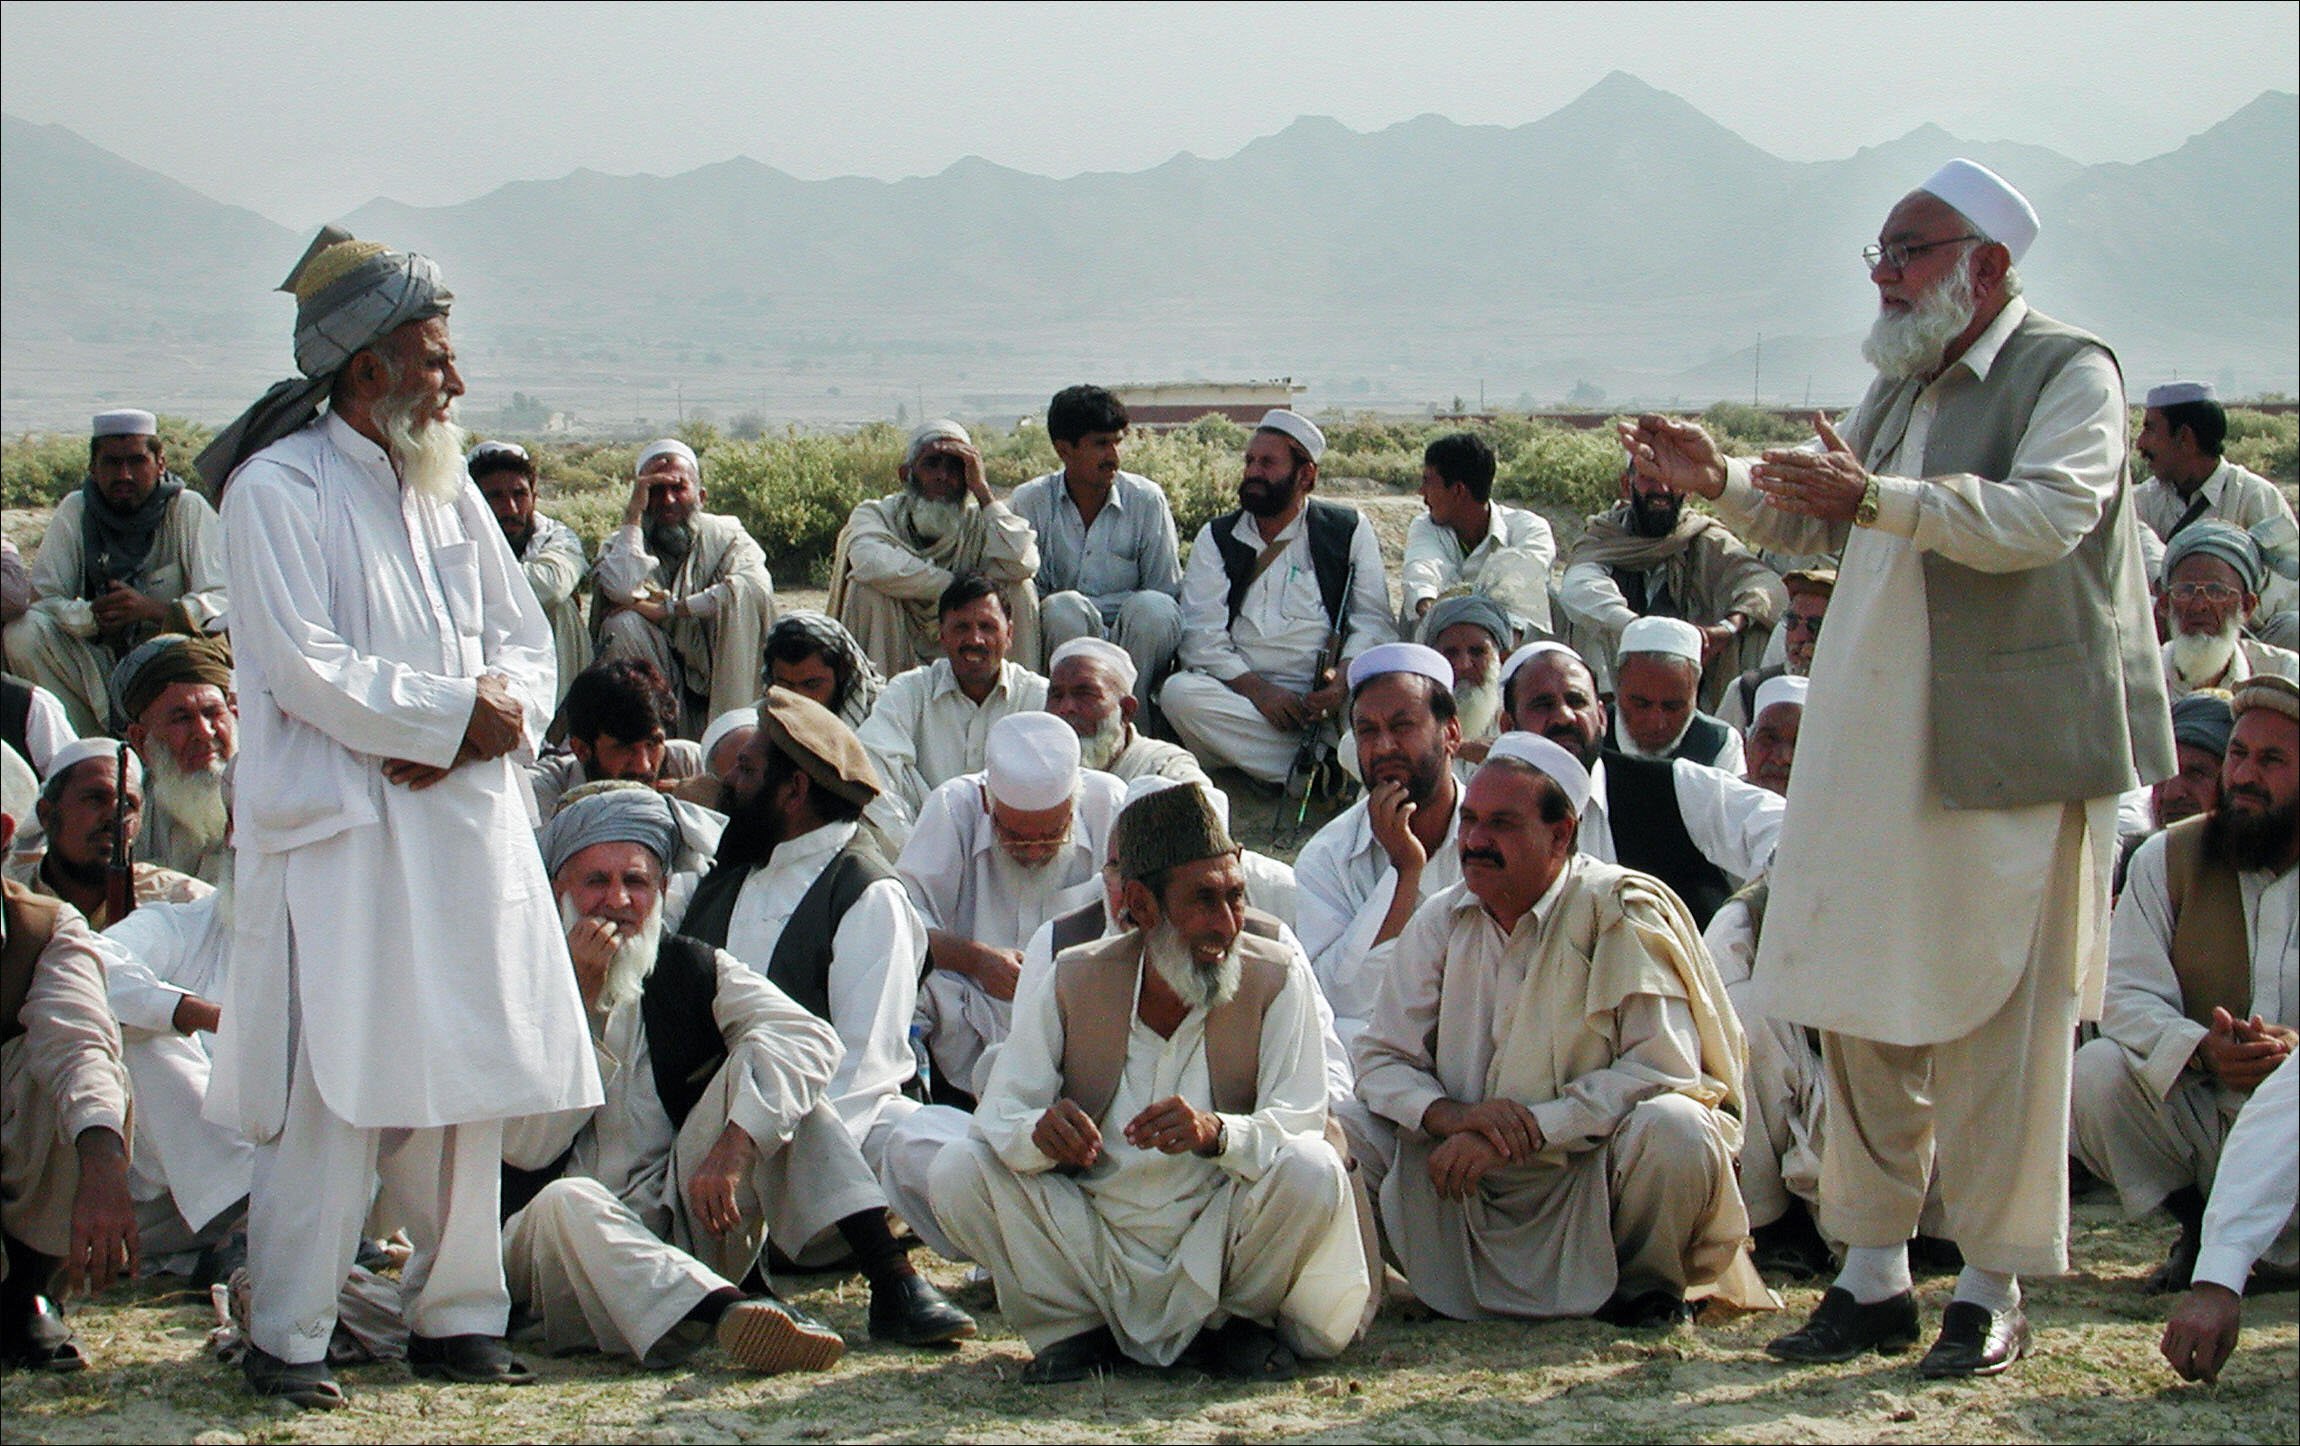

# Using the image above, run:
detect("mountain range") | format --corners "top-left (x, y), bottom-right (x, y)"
top-left (4, 71), bottom-right (2293, 434)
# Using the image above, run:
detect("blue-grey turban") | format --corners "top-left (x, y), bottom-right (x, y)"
top-left (1424, 593), bottom-right (1514, 652)
top-left (2167, 693), bottom-right (2234, 756)
top-left (2161, 520), bottom-right (2265, 594)
top-left (195, 226), bottom-right (454, 494)
top-left (539, 782), bottom-right (681, 879)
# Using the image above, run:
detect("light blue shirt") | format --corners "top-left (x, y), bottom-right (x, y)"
top-left (1009, 469), bottom-right (1183, 621)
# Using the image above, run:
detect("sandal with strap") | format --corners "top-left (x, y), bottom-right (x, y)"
top-left (242, 1343), bottom-right (346, 1409)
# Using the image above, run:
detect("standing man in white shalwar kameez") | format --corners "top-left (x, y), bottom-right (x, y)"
top-left (1622, 159), bottom-right (2174, 1376)
top-left (201, 229), bottom-right (602, 1408)
top-left (931, 782), bottom-right (1368, 1383)
top-left (1348, 736), bottom-right (1755, 1326)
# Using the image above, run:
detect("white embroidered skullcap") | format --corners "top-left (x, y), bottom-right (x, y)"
top-left (1917, 158), bottom-right (2039, 264)
top-left (634, 438), bottom-right (698, 477)
top-left (1346, 641), bottom-right (1454, 695)
top-left (985, 712), bottom-right (1080, 811)
top-left (1753, 674), bottom-right (1810, 720)
top-left (2145, 381), bottom-right (2216, 409)
top-left (1501, 639), bottom-right (1584, 688)
top-left (91, 409), bottom-right (158, 438)
top-left (1048, 637), bottom-right (1138, 693)
top-left (1618, 615), bottom-right (1704, 665)
top-left (906, 419), bottom-right (972, 464)
top-left (698, 706), bottom-right (760, 770)
top-left (1122, 771), bottom-right (1231, 830)
top-left (1484, 730), bottom-right (1592, 815)
top-left (39, 736), bottom-right (144, 799)
top-left (1253, 408), bottom-right (1326, 462)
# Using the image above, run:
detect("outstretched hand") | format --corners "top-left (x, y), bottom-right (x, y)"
top-left (1617, 414), bottom-right (1727, 499)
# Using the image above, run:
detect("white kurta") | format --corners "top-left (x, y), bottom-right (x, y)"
top-left (517, 512), bottom-right (594, 708)
top-left (209, 412), bottom-right (600, 1136)
top-left (1400, 502), bottom-right (1557, 635)
top-left (856, 658), bottom-right (1049, 842)
top-left (100, 892), bottom-right (256, 1234)
top-left (1718, 299), bottom-right (2131, 1045)
top-left (1172, 507), bottom-right (1395, 692)
top-left (1292, 787), bottom-right (1465, 1044)
top-left (2194, 1052), bottom-right (2300, 1292)
top-left (935, 940), bottom-right (1367, 1363)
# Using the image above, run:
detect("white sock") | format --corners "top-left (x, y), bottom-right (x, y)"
top-left (1952, 1266), bottom-right (2020, 1315)
top-left (1833, 1245), bottom-right (1912, 1305)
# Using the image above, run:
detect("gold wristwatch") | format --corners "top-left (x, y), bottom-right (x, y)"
top-left (1854, 478), bottom-right (1881, 528)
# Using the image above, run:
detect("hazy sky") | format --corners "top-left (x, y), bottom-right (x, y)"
top-left (5, 1), bottom-right (2294, 228)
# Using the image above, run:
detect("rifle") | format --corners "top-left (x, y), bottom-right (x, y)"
top-left (104, 741), bottom-right (136, 922)
top-left (1271, 558), bottom-right (1356, 851)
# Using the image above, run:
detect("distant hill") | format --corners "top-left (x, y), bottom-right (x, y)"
top-left (4, 74), bottom-right (2292, 432)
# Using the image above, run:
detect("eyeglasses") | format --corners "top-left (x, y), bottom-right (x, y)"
top-left (1781, 614), bottom-right (1825, 634)
top-left (1861, 235), bottom-right (1980, 273)
top-left (2167, 581), bottom-right (2242, 603)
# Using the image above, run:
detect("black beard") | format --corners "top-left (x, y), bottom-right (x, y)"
top-left (46, 851), bottom-right (110, 891)
top-left (1237, 473), bottom-right (1300, 520)
top-left (501, 519), bottom-right (535, 554)
top-left (1628, 492), bottom-right (1682, 538)
top-left (716, 784), bottom-right (784, 868)
top-left (2202, 795), bottom-right (2300, 872)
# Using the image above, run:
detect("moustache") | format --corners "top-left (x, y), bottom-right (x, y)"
top-left (1461, 848), bottom-right (1506, 869)
top-left (2225, 786), bottom-right (2275, 809)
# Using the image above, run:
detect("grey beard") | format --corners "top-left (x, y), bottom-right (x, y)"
top-left (1862, 260), bottom-right (1978, 380)
top-left (2167, 616), bottom-right (2241, 686)
top-left (1455, 678), bottom-right (1503, 742)
top-left (559, 895), bottom-right (666, 1012)
top-left (647, 518), bottom-right (695, 563)
top-left (375, 390), bottom-right (469, 504)
top-left (1077, 711), bottom-right (1127, 771)
top-left (907, 496), bottom-right (967, 545)
top-left (145, 746), bottom-right (230, 854)
top-left (1143, 917), bottom-right (1242, 1013)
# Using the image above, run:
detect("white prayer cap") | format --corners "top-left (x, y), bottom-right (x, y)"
top-left (91, 409), bottom-right (157, 438)
top-left (39, 736), bottom-right (143, 795)
top-left (466, 439), bottom-right (531, 467)
top-left (1618, 615), bottom-right (1704, 666)
top-left (906, 419), bottom-right (972, 465)
top-left (2145, 381), bottom-right (2216, 409)
top-left (1483, 730), bottom-right (1592, 816)
top-left (1753, 674), bottom-right (1810, 720)
top-left (1500, 639), bottom-right (1584, 689)
top-left (1917, 158), bottom-right (2039, 264)
top-left (1347, 641), bottom-right (1454, 696)
top-left (985, 712), bottom-right (1080, 811)
top-left (698, 706), bottom-right (760, 770)
top-left (1123, 771), bottom-right (1230, 830)
top-left (1253, 409), bottom-right (1326, 462)
top-left (634, 438), bottom-right (699, 478)
top-left (1, 743), bottom-right (35, 827)
top-left (1048, 637), bottom-right (1138, 693)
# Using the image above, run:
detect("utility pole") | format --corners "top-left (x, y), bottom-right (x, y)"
top-left (676, 383), bottom-right (685, 427)
top-left (1752, 333), bottom-right (1763, 406)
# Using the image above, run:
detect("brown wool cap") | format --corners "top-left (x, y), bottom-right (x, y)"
top-left (1114, 782), bottom-right (1237, 883)
top-left (756, 685), bottom-right (883, 808)
top-left (2230, 673), bottom-right (2300, 725)
top-left (1781, 568), bottom-right (1838, 599)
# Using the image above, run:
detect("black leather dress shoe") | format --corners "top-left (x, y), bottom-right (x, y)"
top-left (1918, 1300), bottom-right (2031, 1377)
top-left (867, 1271), bottom-right (978, 1346)
top-left (1766, 1287), bottom-right (1921, 1363)
top-left (407, 1332), bottom-right (537, 1385)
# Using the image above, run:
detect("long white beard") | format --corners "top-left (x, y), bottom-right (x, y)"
top-left (1455, 678), bottom-right (1503, 742)
top-left (145, 746), bottom-right (230, 854)
top-left (907, 496), bottom-right (967, 545)
top-left (1143, 917), bottom-right (1242, 1012)
top-left (1077, 711), bottom-right (1127, 771)
top-left (2168, 616), bottom-right (2241, 686)
top-left (559, 895), bottom-right (666, 1012)
top-left (376, 388), bottom-right (469, 505)
top-left (1862, 261), bottom-right (1977, 380)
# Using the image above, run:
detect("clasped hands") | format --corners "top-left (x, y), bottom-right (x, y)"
top-left (1235, 672), bottom-right (1345, 733)
top-left (382, 672), bottom-right (523, 789)
top-left (1421, 1097), bottom-right (1546, 1200)
top-left (2197, 1006), bottom-right (2295, 1092)
top-left (1032, 1095), bottom-right (1220, 1170)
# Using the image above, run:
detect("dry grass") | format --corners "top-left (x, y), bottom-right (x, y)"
top-left (3, 1199), bottom-right (2292, 1444)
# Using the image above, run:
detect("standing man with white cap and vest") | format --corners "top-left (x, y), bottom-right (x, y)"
top-left (896, 711), bottom-right (1128, 1100)
top-left (592, 439), bottom-right (776, 738)
top-left (1161, 411), bottom-right (1395, 786)
top-left (6, 410), bottom-right (228, 737)
top-left (1623, 158), bottom-right (2173, 1375)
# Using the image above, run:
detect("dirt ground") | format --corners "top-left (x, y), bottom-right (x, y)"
top-left (3, 1197), bottom-right (2293, 1444)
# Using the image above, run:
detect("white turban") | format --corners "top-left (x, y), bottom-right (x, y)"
top-left (698, 707), bottom-right (760, 770)
top-left (1254, 409), bottom-right (1326, 462)
top-left (1618, 616), bottom-right (1704, 666)
top-left (92, 409), bottom-right (157, 438)
top-left (1346, 641), bottom-right (1454, 696)
top-left (906, 419), bottom-right (972, 465)
top-left (1918, 158), bottom-right (2039, 265)
top-left (1753, 674), bottom-right (1810, 720)
top-left (1484, 731), bottom-right (1593, 815)
top-left (986, 712), bottom-right (1080, 811)
top-left (635, 438), bottom-right (699, 478)
top-left (1049, 637), bottom-right (1138, 693)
